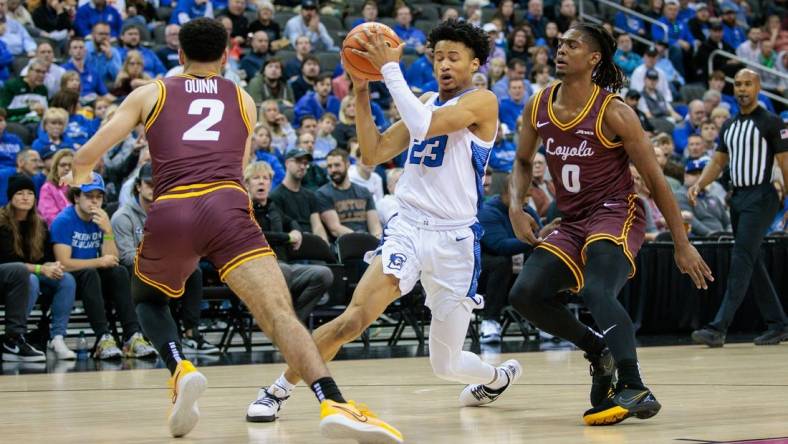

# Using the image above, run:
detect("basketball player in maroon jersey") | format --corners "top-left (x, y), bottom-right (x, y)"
top-left (61, 18), bottom-right (402, 442)
top-left (508, 23), bottom-right (713, 425)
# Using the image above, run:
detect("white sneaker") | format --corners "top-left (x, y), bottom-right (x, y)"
top-left (480, 320), bottom-right (502, 344)
top-left (48, 335), bottom-right (76, 360)
top-left (459, 359), bottom-right (522, 407)
top-left (123, 332), bottom-right (157, 358)
top-left (246, 384), bottom-right (291, 422)
top-left (94, 334), bottom-right (122, 360)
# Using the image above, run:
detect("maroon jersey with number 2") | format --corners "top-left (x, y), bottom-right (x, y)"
top-left (134, 74), bottom-right (272, 298)
top-left (530, 81), bottom-right (646, 293)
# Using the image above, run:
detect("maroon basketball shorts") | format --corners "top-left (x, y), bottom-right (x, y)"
top-left (537, 193), bottom-right (646, 293)
top-left (134, 181), bottom-right (273, 298)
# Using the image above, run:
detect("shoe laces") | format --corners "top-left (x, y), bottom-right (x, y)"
top-left (470, 385), bottom-right (493, 401)
top-left (254, 388), bottom-right (287, 407)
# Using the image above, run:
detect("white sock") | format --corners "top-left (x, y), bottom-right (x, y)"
top-left (273, 373), bottom-right (295, 392)
top-left (486, 368), bottom-right (510, 390)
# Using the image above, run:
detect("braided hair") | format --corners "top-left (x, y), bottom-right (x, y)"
top-left (572, 23), bottom-right (625, 92)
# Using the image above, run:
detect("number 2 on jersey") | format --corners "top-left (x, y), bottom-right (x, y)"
top-left (561, 164), bottom-right (581, 193)
top-left (409, 135), bottom-right (448, 167)
top-left (182, 99), bottom-right (224, 141)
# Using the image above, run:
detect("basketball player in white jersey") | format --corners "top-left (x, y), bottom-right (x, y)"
top-left (247, 19), bottom-right (522, 422)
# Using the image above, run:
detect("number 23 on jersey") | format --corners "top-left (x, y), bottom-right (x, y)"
top-left (409, 135), bottom-right (448, 167)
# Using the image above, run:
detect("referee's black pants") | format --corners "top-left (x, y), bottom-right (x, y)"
top-left (709, 183), bottom-right (787, 332)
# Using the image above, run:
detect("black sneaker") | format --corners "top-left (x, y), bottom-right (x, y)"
top-left (583, 383), bottom-right (661, 426)
top-left (182, 334), bottom-right (220, 355)
top-left (585, 348), bottom-right (616, 407)
top-left (753, 328), bottom-right (788, 346)
top-left (691, 327), bottom-right (725, 348)
top-left (2, 335), bottom-right (46, 362)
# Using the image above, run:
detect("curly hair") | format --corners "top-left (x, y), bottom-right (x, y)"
top-left (179, 18), bottom-right (228, 63)
top-left (428, 19), bottom-right (490, 66)
top-left (571, 23), bottom-right (625, 92)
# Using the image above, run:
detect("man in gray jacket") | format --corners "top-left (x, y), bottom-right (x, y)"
top-left (111, 163), bottom-right (219, 354)
top-left (675, 158), bottom-right (731, 237)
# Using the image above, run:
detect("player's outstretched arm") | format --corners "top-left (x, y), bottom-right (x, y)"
top-left (606, 99), bottom-right (713, 289)
top-left (68, 82), bottom-right (160, 185)
top-left (508, 95), bottom-right (541, 245)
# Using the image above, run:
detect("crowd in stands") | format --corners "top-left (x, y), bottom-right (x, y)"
top-left (1, 0), bottom-right (787, 361)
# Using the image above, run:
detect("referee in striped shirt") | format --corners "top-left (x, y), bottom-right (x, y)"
top-left (688, 69), bottom-right (788, 347)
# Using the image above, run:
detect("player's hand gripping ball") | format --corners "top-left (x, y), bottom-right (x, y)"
top-left (342, 22), bottom-right (402, 81)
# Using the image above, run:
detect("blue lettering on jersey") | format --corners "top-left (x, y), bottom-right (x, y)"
top-left (408, 135), bottom-right (448, 167)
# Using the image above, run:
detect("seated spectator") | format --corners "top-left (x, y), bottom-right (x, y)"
top-left (317, 148), bottom-right (381, 238)
top-left (684, 134), bottom-right (708, 160)
top-left (74, 0), bottom-right (122, 38)
top-left (478, 175), bottom-right (556, 343)
top-left (0, 27), bottom-right (12, 86)
top-left (246, 161), bottom-right (332, 323)
top-left (694, 21), bottom-right (738, 84)
top-left (297, 114), bottom-right (317, 137)
top-left (333, 95), bottom-right (357, 150)
top-left (51, 173), bottom-right (156, 359)
top-left (314, 113), bottom-right (337, 165)
top-left (270, 148), bottom-right (329, 242)
top-left (240, 31), bottom-right (273, 81)
top-left (394, 5), bottom-right (426, 55)
top-left (720, 3), bottom-right (745, 49)
top-left (84, 22), bottom-right (122, 86)
top-left (248, 1), bottom-right (287, 51)
top-left (638, 68), bottom-right (681, 124)
top-left (111, 50), bottom-right (151, 98)
top-left (155, 24), bottom-right (181, 71)
top-left (21, 43), bottom-right (65, 98)
top-left (283, 35), bottom-right (313, 80)
top-left (700, 118), bottom-right (719, 152)
top-left (672, 100), bottom-right (706, 154)
top-left (0, 262), bottom-right (40, 361)
top-left (405, 47), bottom-right (435, 95)
top-left (124, 0), bottom-right (157, 25)
top-left (492, 58), bottom-right (527, 101)
top-left (525, 0), bottom-right (548, 39)
top-left (613, 33), bottom-right (642, 78)
top-left (487, 57), bottom-right (506, 89)
top-left (702, 89), bottom-right (722, 116)
top-left (614, 0), bottom-right (647, 38)
top-left (757, 40), bottom-right (784, 95)
top-left (0, 2), bottom-right (36, 57)
top-left (472, 72), bottom-right (488, 90)
top-left (0, 59), bottom-right (48, 124)
top-left (652, 144), bottom-right (682, 193)
top-left (495, 0), bottom-right (520, 34)
top-left (294, 73), bottom-right (340, 127)
top-left (686, 2), bottom-right (711, 42)
top-left (48, 89), bottom-right (96, 146)
top-left (250, 124), bottom-right (285, 188)
top-left (350, 0), bottom-right (377, 28)
top-left (654, 41), bottom-right (685, 95)
top-left (118, 25), bottom-right (167, 78)
top-left (289, 55), bottom-right (321, 103)
top-left (376, 167), bottom-right (402, 225)
top-left (37, 148), bottom-right (73, 226)
top-left (32, 0), bottom-right (73, 42)
top-left (651, 0), bottom-right (693, 77)
top-left (489, 121), bottom-right (516, 195)
top-left (111, 164), bottom-right (218, 354)
top-left (284, 0), bottom-right (337, 52)
top-left (499, 78), bottom-right (527, 132)
top-left (624, 90), bottom-right (655, 136)
top-left (0, 108), bottom-right (23, 170)
top-left (631, 47), bottom-right (673, 103)
top-left (217, 0), bottom-right (249, 41)
top-left (528, 152), bottom-right (555, 217)
top-left (0, 174), bottom-right (76, 359)
top-left (710, 106), bottom-right (731, 130)
top-left (736, 26), bottom-right (762, 64)
top-left (0, 149), bottom-right (46, 206)
top-left (349, 152), bottom-right (383, 203)
top-left (62, 37), bottom-right (111, 104)
top-left (675, 158), bottom-right (731, 237)
top-left (295, 130), bottom-right (327, 190)
top-left (259, 99), bottom-right (296, 156)
top-left (32, 107), bottom-right (74, 162)
top-left (506, 26), bottom-right (532, 64)
top-left (170, 0), bottom-right (214, 26)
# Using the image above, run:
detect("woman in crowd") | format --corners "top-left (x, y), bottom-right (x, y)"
top-left (112, 51), bottom-right (151, 99)
top-left (32, 108), bottom-right (74, 169)
top-left (259, 99), bottom-right (296, 157)
top-left (507, 26), bottom-right (533, 63)
top-left (493, 0), bottom-right (519, 35)
top-left (37, 148), bottom-right (73, 227)
top-left (250, 124), bottom-right (285, 188)
top-left (0, 174), bottom-right (76, 359)
top-left (333, 94), bottom-right (358, 151)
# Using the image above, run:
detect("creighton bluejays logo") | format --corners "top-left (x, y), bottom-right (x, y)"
top-left (387, 253), bottom-right (407, 271)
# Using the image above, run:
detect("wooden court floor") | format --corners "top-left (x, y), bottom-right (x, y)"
top-left (1, 343), bottom-right (786, 443)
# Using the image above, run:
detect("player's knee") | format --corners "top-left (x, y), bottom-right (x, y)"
top-left (508, 276), bottom-right (542, 316)
top-left (131, 274), bottom-right (169, 307)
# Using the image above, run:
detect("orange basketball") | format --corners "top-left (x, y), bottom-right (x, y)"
top-left (342, 22), bottom-right (402, 81)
